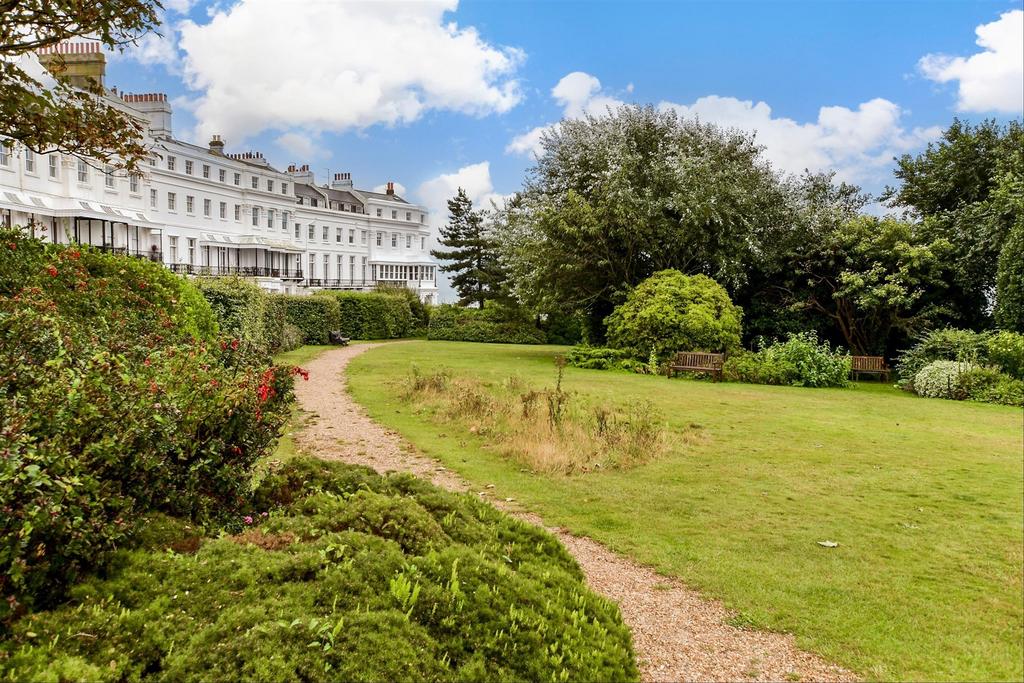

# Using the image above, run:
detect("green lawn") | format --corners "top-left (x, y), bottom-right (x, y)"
top-left (346, 341), bottom-right (1024, 681)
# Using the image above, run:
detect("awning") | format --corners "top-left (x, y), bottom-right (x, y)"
top-left (0, 191), bottom-right (55, 214)
top-left (235, 235), bottom-right (304, 253)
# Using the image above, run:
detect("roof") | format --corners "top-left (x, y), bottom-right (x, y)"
top-left (358, 190), bottom-right (410, 204)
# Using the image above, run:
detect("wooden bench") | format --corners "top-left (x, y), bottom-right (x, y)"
top-left (668, 352), bottom-right (725, 381)
top-left (328, 330), bottom-right (351, 346)
top-left (850, 355), bottom-right (890, 382)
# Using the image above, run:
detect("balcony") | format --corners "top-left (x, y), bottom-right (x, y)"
top-left (97, 245), bottom-right (163, 262)
top-left (169, 264), bottom-right (304, 279)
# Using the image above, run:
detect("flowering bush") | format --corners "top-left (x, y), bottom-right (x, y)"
top-left (0, 231), bottom-right (297, 620)
top-left (723, 332), bottom-right (851, 387)
top-left (912, 360), bottom-right (974, 399)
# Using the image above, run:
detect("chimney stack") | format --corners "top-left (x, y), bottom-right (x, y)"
top-left (37, 41), bottom-right (105, 91)
top-left (119, 92), bottom-right (173, 138)
top-left (331, 172), bottom-right (354, 189)
top-left (209, 135), bottom-right (225, 155)
top-left (287, 163), bottom-right (315, 185)
top-left (386, 181), bottom-right (395, 196)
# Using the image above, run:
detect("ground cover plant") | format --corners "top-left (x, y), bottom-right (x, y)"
top-left (1, 458), bottom-right (637, 682)
top-left (348, 341), bottom-right (1024, 681)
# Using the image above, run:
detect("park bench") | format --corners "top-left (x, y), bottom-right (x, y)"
top-left (668, 352), bottom-right (725, 381)
top-left (850, 355), bottom-right (890, 382)
top-left (328, 330), bottom-right (351, 346)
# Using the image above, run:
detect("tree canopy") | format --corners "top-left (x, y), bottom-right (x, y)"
top-left (430, 188), bottom-right (506, 308)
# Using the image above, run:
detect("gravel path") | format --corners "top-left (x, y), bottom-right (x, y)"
top-left (292, 344), bottom-right (856, 683)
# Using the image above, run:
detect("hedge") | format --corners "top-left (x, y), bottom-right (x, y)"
top-left (276, 294), bottom-right (341, 345)
top-left (427, 304), bottom-right (546, 344)
top-left (318, 291), bottom-right (414, 339)
top-left (195, 277), bottom-right (272, 354)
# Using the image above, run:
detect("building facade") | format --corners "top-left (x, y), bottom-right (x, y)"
top-left (0, 42), bottom-right (438, 302)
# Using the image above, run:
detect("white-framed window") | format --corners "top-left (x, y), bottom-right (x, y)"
top-left (406, 234), bottom-right (412, 248)
top-left (185, 160), bottom-right (193, 175)
top-left (406, 211), bottom-right (411, 221)
top-left (77, 159), bottom-right (88, 183)
top-left (392, 210), bottom-right (397, 219)
top-left (186, 195), bottom-right (195, 214)
top-left (295, 223), bottom-right (301, 239)
top-left (376, 208), bottom-right (382, 217)
top-left (349, 229), bottom-right (355, 244)
top-left (337, 255), bottom-right (344, 279)
top-left (420, 214), bottom-right (425, 224)
top-left (267, 209), bottom-right (274, 229)
top-left (308, 224), bottom-right (315, 240)
top-left (169, 236), bottom-right (178, 263)
top-left (168, 192), bottom-right (176, 211)
top-left (167, 155), bottom-right (176, 171)
top-left (376, 231), bottom-right (383, 246)
top-left (233, 172), bottom-right (241, 186)
top-left (24, 149), bottom-right (35, 173)
top-left (129, 174), bottom-right (139, 194)
top-left (203, 198), bottom-right (211, 217)
top-left (150, 189), bottom-right (157, 208)
top-left (0, 143), bottom-right (9, 166)
top-left (202, 164), bottom-right (210, 179)
top-left (361, 256), bottom-right (367, 280)
top-left (104, 164), bottom-right (115, 188)
top-left (322, 225), bottom-right (328, 242)
top-left (391, 233), bottom-right (397, 247)
top-left (308, 253), bottom-right (316, 278)
top-left (421, 236), bottom-right (426, 250)
top-left (219, 168), bottom-right (226, 182)
top-left (234, 204), bottom-right (241, 221)
top-left (267, 179), bottom-right (274, 192)
top-left (282, 182), bottom-right (288, 195)
top-left (252, 206), bottom-right (259, 227)
top-left (187, 237), bottom-right (195, 265)
top-left (323, 254), bottom-right (329, 279)
top-left (49, 154), bottom-right (58, 178)
top-left (361, 230), bottom-right (367, 245)
top-left (251, 176), bottom-right (258, 189)
top-left (219, 202), bottom-right (226, 219)
top-left (282, 211), bottom-right (289, 231)
top-left (336, 227), bottom-right (342, 243)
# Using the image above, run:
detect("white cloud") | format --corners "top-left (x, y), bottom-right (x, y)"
top-left (163, 0), bottom-right (197, 13)
top-left (176, 0), bottom-right (523, 143)
top-left (122, 29), bottom-right (180, 68)
top-left (508, 70), bottom-right (939, 183)
top-left (274, 132), bottom-right (326, 160)
top-left (416, 161), bottom-right (507, 217)
top-left (919, 10), bottom-right (1024, 113)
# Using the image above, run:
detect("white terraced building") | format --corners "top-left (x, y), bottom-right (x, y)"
top-left (0, 42), bottom-right (438, 302)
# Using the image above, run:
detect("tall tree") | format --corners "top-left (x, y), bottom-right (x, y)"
top-left (0, 0), bottom-right (160, 172)
top-left (884, 119), bottom-right (1024, 328)
top-left (497, 105), bottom-right (791, 338)
top-left (431, 188), bottom-right (505, 308)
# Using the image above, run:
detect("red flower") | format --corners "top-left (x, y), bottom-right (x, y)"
top-left (46, 265), bottom-right (58, 278)
top-left (230, 338), bottom-right (240, 350)
top-left (143, 358), bottom-right (151, 367)
top-left (220, 341), bottom-right (228, 351)
top-left (292, 367), bottom-right (310, 381)
top-left (209, 379), bottom-right (219, 388)
top-left (257, 384), bottom-right (271, 402)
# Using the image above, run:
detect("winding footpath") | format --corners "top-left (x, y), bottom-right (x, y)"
top-left (292, 344), bottom-right (856, 683)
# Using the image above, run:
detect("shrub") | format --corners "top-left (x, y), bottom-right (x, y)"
top-left (895, 328), bottom-right (988, 386)
top-left (957, 366), bottom-right (1024, 406)
top-left (0, 232), bottom-right (295, 620)
top-left (427, 304), bottom-right (546, 344)
top-left (722, 333), bottom-right (851, 387)
top-left (985, 330), bottom-right (1024, 380)
top-left (319, 291), bottom-right (414, 339)
top-left (278, 294), bottom-right (341, 344)
top-left (565, 346), bottom-right (631, 370)
top-left (195, 276), bottom-right (272, 355)
top-left (278, 322), bottom-right (305, 352)
top-left (1, 459), bottom-right (638, 682)
top-left (540, 311), bottom-right (585, 345)
top-left (376, 283), bottom-right (430, 329)
top-left (913, 360), bottom-right (975, 399)
top-left (604, 270), bottom-right (742, 363)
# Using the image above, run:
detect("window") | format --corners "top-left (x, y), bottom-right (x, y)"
top-left (234, 204), bottom-right (241, 221)
top-left (376, 232), bottom-right (383, 247)
top-left (24, 149), bottom-right (35, 173)
top-left (420, 214), bottom-right (425, 224)
top-left (282, 182), bottom-right (288, 195)
top-left (421, 236), bottom-right (426, 250)
top-left (308, 224), bottom-right (315, 240)
top-left (129, 174), bottom-right (139, 194)
top-left (349, 229), bottom-right (355, 244)
top-left (323, 254), bottom-right (329, 279)
top-left (267, 209), bottom-right (274, 229)
top-left (252, 207), bottom-right (259, 227)
top-left (251, 176), bottom-right (258, 189)
top-left (104, 164), bottom-right (115, 189)
top-left (376, 208), bottom-right (382, 217)
top-left (184, 160), bottom-right (193, 175)
top-left (266, 179), bottom-right (274, 192)
top-left (49, 155), bottom-right (58, 178)
top-left (169, 236), bottom-right (178, 263)
top-left (308, 253), bottom-right (316, 278)
top-left (282, 211), bottom-right (289, 231)
top-left (392, 210), bottom-right (397, 219)
top-left (322, 226), bottom-right (328, 242)
top-left (150, 189), bottom-right (157, 208)
top-left (391, 233), bottom-right (397, 247)
top-left (295, 223), bottom-right (301, 239)
top-left (219, 201), bottom-right (226, 219)
top-left (202, 164), bottom-right (210, 179)
top-left (186, 195), bottom-right (195, 214)
top-left (219, 169), bottom-right (226, 182)
top-left (203, 198), bottom-right (211, 217)
top-left (350, 255), bottom-right (356, 281)
top-left (336, 227), bottom-right (342, 243)
top-left (233, 172), bottom-right (241, 186)
top-left (187, 238), bottom-right (195, 265)
top-left (406, 234), bottom-right (412, 249)
top-left (0, 143), bottom-right (9, 166)
top-left (337, 255), bottom-right (344, 279)
top-left (167, 155), bottom-right (176, 171)
top-left (77, 159), bottom-right (88, 183)
top-left (168, 192), bottom-right (176, 211)
top-left (406, 211), bottom-right (411, 221)
top-left (361, 256), bottom-right (366, 281)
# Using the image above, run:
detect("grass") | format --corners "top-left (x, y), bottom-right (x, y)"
top-left (346, 341), bottom-right (1024, 681)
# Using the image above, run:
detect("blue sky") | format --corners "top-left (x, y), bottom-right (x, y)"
top-left (106, 0), bottom-right (1023, 295)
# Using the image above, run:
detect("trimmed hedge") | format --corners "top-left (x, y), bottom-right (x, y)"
top-left (318, 291), bottom-right (414, 339)
top-left (2, 459), bottom-right (638, 682)
top-left (428, 304), bottom-right (546, 344)
top-left (276, 294), bottom-right (341, 345)
top-left (195, 277), bottom-right (272, 354)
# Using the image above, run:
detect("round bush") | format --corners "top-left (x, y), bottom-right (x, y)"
top-left (913, 360), bottom-right (975, 399)
top-left (604, 270), bottom-right (742, 362)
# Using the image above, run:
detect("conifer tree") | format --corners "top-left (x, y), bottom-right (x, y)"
top-left (431, 188), bottom-right (505, 307)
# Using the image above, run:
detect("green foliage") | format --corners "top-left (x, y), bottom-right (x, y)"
top-left (913, 360), bottom-right (975, 400)
top-left (986, 330), bottom-right (1024, 380)
top-left (896, 328), bottom-right (1024, 387)
top-left (318, 291), bottom-right (414, 339)
top-left (995, 220), bottom-right (1024, 332)
top-left (195, 276), bottom-right (272, 355)
top-left (604, 270), bottom-right (742, 362)
top-left (278, 322), bottom-right (305, 352)
top-left (0, 232), bottom-right (295, 620)
top-left (956, 366), bottom-right (1024, 407)
top-left (377, 283), bottom-right (431, 329)
top-left (540, 310), bottom-right (585, 345)
top-left (565, 346), bottom-right (632, 370)
top-left (1, 459), bottom-right (638, 682)
top-left (431, 188), bottom-right (507, 308)
top-left (427, 304), bottom-right (546, 344)
top-left (277, 294), bottom-right (341, 344)
top-left (722, 332), bottom-right (851, 387)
